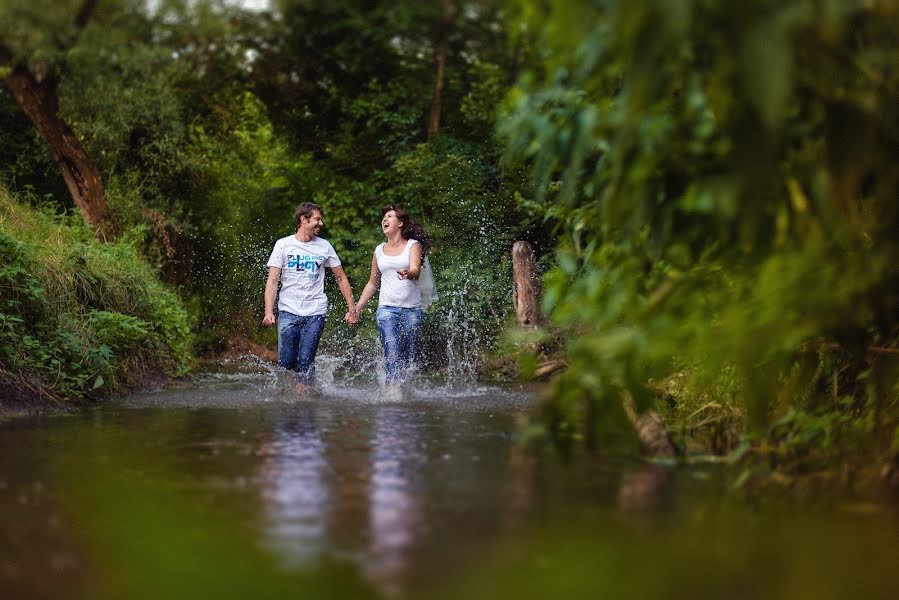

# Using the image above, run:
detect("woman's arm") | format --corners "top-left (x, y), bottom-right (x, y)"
top-left (354, 251), bottom-right (381, 315)
top-left (398, 243), bottom-right (422, 280)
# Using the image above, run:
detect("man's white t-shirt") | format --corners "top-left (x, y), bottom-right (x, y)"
top-left (267, 234), bottom-right (341, 316)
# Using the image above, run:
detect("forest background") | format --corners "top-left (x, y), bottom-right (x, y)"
top-left (0, 0), bottom-right (897, 488)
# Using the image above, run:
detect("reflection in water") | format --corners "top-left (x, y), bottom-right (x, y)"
top-left (256, 405), bottom-right (330, 567)
top-left (4, 373), bottom-right (898, 600)
top-left (617, 464), bottom-right (673, 512)
top-left (501, 443), bottom-right (537, 532)
top-left (249, 386), bottom-right (534, 598)
top-left (254, 398), bottom-right (429, 596)
top-left (366, 407), bottom-right (425, 595)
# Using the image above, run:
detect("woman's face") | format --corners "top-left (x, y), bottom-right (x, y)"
top-left (381, 210), bottom-right (401, 235)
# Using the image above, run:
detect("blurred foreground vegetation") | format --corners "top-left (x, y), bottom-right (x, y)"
top-left (0, 0), bottom-right (897, 485)
top-left (502, 0), bottom-right (899, 483)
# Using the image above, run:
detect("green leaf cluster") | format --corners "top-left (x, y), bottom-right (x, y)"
top-left (502, 0), bottom-right (899, 469)
top-left (0, 188), bottom-right (191, 402)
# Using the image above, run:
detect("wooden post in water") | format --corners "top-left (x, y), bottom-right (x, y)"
top-left (512, 241), bottom-right (540, 327)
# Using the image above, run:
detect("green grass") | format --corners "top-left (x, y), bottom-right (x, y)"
top-left (0, 188), bottom-right (192, 404)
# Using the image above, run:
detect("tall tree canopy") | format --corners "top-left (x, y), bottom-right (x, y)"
top-left (0, 0), bottom-right (112, 233)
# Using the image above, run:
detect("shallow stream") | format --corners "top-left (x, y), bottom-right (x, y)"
top-left (1, 360), bottom-right (897, 599)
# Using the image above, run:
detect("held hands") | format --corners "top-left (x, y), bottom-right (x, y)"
top-left (397, 269), bottom-right (409, 280)
top-left (265, 310), bottom-right (357, 327)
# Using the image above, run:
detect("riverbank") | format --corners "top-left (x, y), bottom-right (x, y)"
top-left (0, 386), bottom-right (69, 420)
top-left (0, 189), bottom-right (192, 410)
top-left (496, 338), bottom-right (899, 496)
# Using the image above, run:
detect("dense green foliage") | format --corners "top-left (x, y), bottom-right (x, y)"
top-left (502, 0), bottom-right (899, 474)
top-left (0, 188), bottom-right (191, 402)
top-left (0, 0), bottom-right (534, 389)
top-left (1, 0), bottom-right (896, 484)
top-left (244, 1), bottom-right (535, 361)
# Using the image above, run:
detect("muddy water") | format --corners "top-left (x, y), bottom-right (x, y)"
top-left (1, 361), bottom-right (897, 599)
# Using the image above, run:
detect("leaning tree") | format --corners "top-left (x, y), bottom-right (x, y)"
top-left (0, 0), bottom-right (111, 235)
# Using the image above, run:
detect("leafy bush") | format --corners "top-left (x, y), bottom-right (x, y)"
top-left (502, 0), bottom-right (899, 473)
top-left (0, 188), bottom-right (192, 403)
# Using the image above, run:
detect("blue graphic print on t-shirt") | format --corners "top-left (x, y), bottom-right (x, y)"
top-left (287, 254), bottom-right (324, 278)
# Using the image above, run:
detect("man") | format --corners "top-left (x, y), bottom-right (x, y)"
top-left (263, 202), bottom-right (358, 391)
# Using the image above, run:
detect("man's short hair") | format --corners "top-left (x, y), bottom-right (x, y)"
top-left (295, 202), bottom-right (322, 228)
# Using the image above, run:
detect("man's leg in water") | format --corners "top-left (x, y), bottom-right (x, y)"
top-left (277, 311), bottom-right (301, 371)
top-left (295, 314), bottom-right (326, 389)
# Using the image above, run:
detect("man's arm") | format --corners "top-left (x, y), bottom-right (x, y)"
top-left (262, 266), bottom-right (280, 326)
top-left (331, 265), bottom-right (358, 325)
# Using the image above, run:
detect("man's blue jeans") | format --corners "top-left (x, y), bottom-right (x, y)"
top-left (376, 305), bottom-right (423, 385)
top-left (277, 311), bottom-right (326, 385)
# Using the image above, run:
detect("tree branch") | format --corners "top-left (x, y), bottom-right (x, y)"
top-left (0, 40), bottom-right (14, 67)
top-left (825, 342), bottom-right (899, 356)
top-left (75, 0), bottom-right (100, 29)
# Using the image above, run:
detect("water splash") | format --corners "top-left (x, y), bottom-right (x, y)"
top-left (192, 186), bottom-right (516, 393)
top-left (441, 275), bottom-right (484, 387)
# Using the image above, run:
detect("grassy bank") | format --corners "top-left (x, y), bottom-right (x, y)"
top-left (520, 346), bottom-right (899, 493)
top-left (0, 189), bottom-right (191, 409)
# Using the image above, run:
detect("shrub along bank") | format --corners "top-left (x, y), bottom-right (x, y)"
top-left (0, 188), bottom-right (191, 408)
top-left (503, 0), bottom-right (899, 489)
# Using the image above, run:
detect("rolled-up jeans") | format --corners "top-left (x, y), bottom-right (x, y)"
top-left (376, 305), bottom-right (423, 385)
top-left (277, 311), bottom-right (326, 385)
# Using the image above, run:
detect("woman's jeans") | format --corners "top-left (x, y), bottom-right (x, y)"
top-left (376, 306), bottom-right (423, 385)
top-left (277, 311), bottom-right (326, 385)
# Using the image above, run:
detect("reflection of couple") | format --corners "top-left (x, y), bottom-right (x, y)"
top-left (257, 404), bottom-right (425, 592)
top-left (262, 202), bottom-right (433, 392)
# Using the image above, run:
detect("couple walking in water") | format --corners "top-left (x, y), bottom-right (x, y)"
top-left (262, 202), bottom-right (434, 392)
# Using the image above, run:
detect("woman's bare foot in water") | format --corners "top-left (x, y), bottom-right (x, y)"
top-left (295, 382), bottom-right (316, 397)
top-left (382, 384), bottom-right (406, 402)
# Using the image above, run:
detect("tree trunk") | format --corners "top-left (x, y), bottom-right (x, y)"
top-left (622, 395), bottom-right (677, 458)
top-left (512, 241), bottom-right (541, 327)
top-left (0, 1), bottom-right (110, 237)
top-left (427, 0), bottom-right (453, 141)
top-left (2, 62), bottom-right (112, 236)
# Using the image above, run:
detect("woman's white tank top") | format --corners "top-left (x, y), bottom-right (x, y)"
top-left (376, 239), bottom-right (421, 308)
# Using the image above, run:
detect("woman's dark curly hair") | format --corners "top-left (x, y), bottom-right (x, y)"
top-left (382, 204), bottom-right (431, 257)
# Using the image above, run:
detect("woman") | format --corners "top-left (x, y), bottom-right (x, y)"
top-left (353, 205), bottom-right (432, 386)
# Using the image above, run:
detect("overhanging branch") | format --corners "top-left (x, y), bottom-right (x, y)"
top-left (75, 0), bottom-right (100, 29)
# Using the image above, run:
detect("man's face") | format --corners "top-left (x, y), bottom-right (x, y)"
top-left (302, 210), bottom-right (324, 234)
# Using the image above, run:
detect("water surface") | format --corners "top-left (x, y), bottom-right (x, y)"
top-left (1, 361), bottom-right (897, 599)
